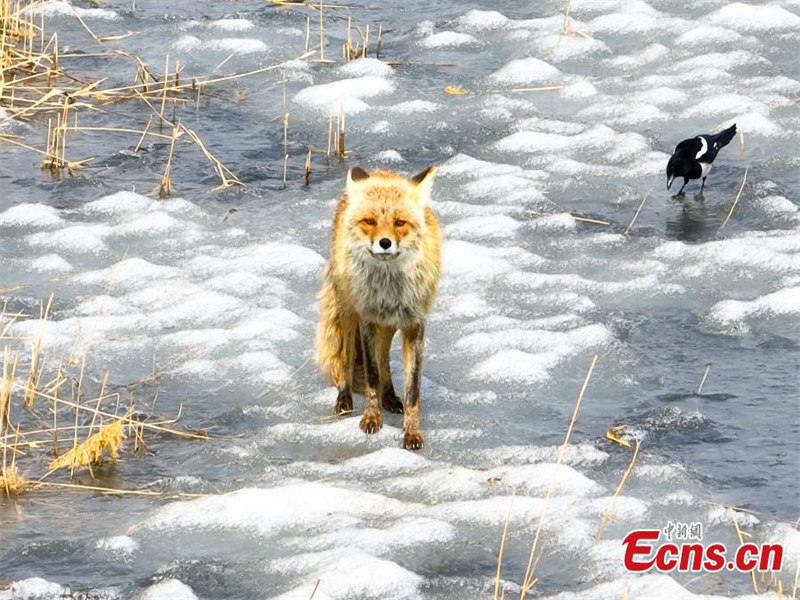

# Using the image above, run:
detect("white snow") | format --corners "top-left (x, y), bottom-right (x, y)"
top-left (419, 31), bottom-right (480, 48)
top-left (456, 10), bottom-right (510, 32)
top-left (337, 58), bottom-right (394, 78)
top-left (26, 1), bottom-right (119, 20)
top-left (0, 204), bottom-right (62, 228)
top-left (708, 287), bottom-right (800, 330)
top-left (142, 483), bottom-right (408, 536)
top-left (488, 57), bottom-right (561, 86)
top-left (174, 35), bottom-right (268, 54)
top-left (293, 76), bottom-right (396, 116)
top-left (707, 3), bottom-right (800, 32)
top-left (29, 253), bottom-right (74, 273)
top-left (95, 535), bottom-right (140, 556)
top-left (208, 18), bottom-right (255, 32)
top-left (2, 2), bottom-right (799, 598)
top-left (138, 580), bottom-right (198, 600)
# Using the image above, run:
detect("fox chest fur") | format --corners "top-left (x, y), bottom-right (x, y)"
top-left (344, 251), bottom-right (431, 329)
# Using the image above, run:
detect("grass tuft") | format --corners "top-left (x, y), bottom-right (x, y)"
top-left (48, 419), bottom-right (125, 472)
top-left (0, 293), bottom-right (207, 497)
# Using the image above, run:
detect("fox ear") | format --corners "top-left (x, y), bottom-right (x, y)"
top-left (411, 166), bottom-right (436, 204)
top-left (346, 167), bottom-right (369, 197)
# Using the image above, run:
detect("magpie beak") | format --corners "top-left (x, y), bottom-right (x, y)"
top-left (667, 175), bottom-right (675, 191)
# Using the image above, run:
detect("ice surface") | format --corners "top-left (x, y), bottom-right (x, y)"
top-left (707, 286), bottom-right (800, 332)
top-left (208, 18), bottom-right (255, 32)
top-left (0, 579), bottom-right (67, 600)
top-left (138, 580), bottom-right (198, 600)
top-left (674, 25), bottom-right (750, 48)
top-left (174, 35), bottom-right (268, 54)
top-left (540, 573), bottom-right (773, 600)
top-left (28, 1), bottom-right (119, 20)
top-left (29, 254), bottom-right (73, 273)
top-left (293, 76), bottom-right (396, 116)
top-left (0, 204), bottom-right (63, 228)
top-left (269, 550), bottom-right (422, 600)
top-left (388, 100), bottom-right (440, 114)
top-left (142, 483), bottom-right (408, 537)
top-left (419, 31), bottom-right (480, 48)
top-left (337, 58), bottom-right (394, 78)
top-left (707, 3), bottom-right (800, 32)
top-left (488, 57), bottom-right (561, 86)
top-left (95, 535), bottom-right (140, 556)
top-left (372, 149), bottom-right (404, 163)
top-left (2, 1), bottom-right (799, 598)
top-left (455, 10), bottom-right (510, 32)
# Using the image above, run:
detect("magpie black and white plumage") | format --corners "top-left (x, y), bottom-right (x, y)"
top-left (666, 123), bottom-right (737, 196)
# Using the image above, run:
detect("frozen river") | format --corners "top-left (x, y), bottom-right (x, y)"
top-left (1, 0), bottom-right (798, 598)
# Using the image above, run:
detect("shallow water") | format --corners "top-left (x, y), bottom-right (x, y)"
top-left (1, 1), bottom-right (799, 599)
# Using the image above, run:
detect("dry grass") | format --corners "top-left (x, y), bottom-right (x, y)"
top-left (697, 364), bottom-right (712, 394)
top-left (0, 0), bottom-right (344, 195)
top-left (444, 85), bottom-right (469, 96)
top-left (493, 489), bottom-right (517, 600)
top-left (0, 463), bottom-right (27, 494)
top-left (720, 168), bottom-right (749, 228)
top-left (597, 439), bottom-right (641, 540)
top-left (48, 419), bottom-right (124, 473)
top-left (624, 191), bottom-right (649, 235)
top-left (518, 354), bottom-right (598, 599)
top-left (571, 214), bottom-right (610, 226)
top-left (729, 507), bottom-right (760, 593)
top-left (0, 293), bottom-right (208, 498)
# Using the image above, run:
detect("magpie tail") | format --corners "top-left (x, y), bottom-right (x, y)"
top-left (715, 123), bottom-right (737, 148)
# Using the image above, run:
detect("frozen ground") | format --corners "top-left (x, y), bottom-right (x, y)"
top-left (0, 0), bottom-right (799, 598)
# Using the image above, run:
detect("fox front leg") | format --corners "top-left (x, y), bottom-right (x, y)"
top-left (402, 324), bottom-right (425, 450)
top-left (374, 326), bottom-right (403, 414)
top-left (334, 317), bottom-right (357, 414)
top-left (359, 321), bottom-right (383, 434)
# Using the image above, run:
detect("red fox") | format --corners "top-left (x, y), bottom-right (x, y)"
top-left (315, 166), bottom-right (442, 450)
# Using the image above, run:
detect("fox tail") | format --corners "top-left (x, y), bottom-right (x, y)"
top-left (314, 270), bottom-right (364, 392)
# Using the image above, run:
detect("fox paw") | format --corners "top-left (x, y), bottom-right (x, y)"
top-left (381, 393), bottom-right (404, 414)
top-left (403, 432), bottom-right (424, 451)
top-left (334, 391), bottom-right (353, 414)
top-left (359, 411), bottom-right (383, 434)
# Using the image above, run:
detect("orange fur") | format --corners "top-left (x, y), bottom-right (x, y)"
top-left (314, 166), bottom-right (442, 449)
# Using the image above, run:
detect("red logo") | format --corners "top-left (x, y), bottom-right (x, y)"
top-left (622, 529), bottom-right (783, 573)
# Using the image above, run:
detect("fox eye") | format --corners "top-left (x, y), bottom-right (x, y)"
top-left (394, 219), bottom-right (406, 227)
top-left (362, 218), bottom-right (376, 226)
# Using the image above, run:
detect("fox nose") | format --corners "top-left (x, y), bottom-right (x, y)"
top-left (379, 238), bottom-right (392, 250)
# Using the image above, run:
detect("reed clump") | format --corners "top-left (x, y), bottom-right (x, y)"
top-left (2, 0), bottom-right (388, 192)
top-left (0, 0), bottom-right (248, 195)
top-left (48, 419), bottom-right (124, 472)
top-left (0, 294), bottom-right (206, 498)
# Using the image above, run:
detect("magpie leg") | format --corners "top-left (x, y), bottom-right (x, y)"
top-left (672, 179), bottom-right (687, 198)
top-left (700, 178), bottom-right (706, 195)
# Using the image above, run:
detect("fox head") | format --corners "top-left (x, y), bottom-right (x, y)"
top-left (343, 166), bottom-right (436, 262)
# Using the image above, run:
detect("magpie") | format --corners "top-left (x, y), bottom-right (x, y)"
top-left (666, 123), bottom-right (737, 196)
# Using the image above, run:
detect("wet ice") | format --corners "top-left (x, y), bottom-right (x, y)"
top-left (1, 0), bottom-right (799, 598)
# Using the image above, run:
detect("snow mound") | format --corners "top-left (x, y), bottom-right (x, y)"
top-left (294, 76), bottom-right (396, 116)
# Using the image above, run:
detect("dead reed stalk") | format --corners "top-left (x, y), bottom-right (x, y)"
top-left (624, 192), bottom-right (649, 235)
top-left (493, 489), bottom-right (517, 600)
top-left (519, 354), bottom-right (598, 599)
top-left (597, 439), bottom-right (641, 539)
top-left (729, 507), bottom-right (759, 594)
top-left (720, 168), bottom-right (749, 228)
top-left (697, 364), bottom-right (711, 394)
top-left (0, 292), bottom-right (206, 496)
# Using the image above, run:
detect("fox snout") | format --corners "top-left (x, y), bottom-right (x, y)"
top-left (372, 235), bottom-right (398, 257)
